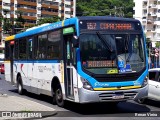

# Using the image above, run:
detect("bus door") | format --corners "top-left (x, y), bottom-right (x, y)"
top-left (9, 41), bottom-right (15, 84)
top-left (63, 34), bottom-right (75, 99)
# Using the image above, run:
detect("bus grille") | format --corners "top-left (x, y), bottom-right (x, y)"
top-left (99, 91), bottom-right (138, 101)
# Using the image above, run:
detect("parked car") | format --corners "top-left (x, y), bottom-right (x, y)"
top-left (137, 68), bottom-right (160, 103)
top-left (0, 63), bottom-right (4, 74)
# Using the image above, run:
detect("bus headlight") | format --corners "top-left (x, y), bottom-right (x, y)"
top-left (80, 77), bottom-right (93, 91)
top-left (142, 76), bottom-right (148, 87)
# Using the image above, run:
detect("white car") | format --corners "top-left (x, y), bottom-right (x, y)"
top-left (138, 68), bottom-right (160, 103)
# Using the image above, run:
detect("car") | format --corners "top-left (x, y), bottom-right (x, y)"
top-left (0, 63), bottom-right (4, 74)
top-left (137, 68), bottom-right (160, 103)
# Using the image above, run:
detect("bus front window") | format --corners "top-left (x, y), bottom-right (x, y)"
top-left (80, 33), bottom-right (145, 75)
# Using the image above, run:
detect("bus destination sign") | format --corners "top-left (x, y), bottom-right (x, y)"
top-left (87, 23), bottom-right (133, 30)
top-left (80, 21), bottom-right (141, 31)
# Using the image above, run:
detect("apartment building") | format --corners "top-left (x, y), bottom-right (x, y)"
top-left (0, 0), bottom-right (76, 49)
top-left (133, 0), bottom-right (160, 47)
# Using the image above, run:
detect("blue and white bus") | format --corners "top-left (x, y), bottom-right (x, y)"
top-left (5, 16), bottom-right (148, 107)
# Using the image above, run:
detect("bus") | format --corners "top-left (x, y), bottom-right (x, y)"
top-left (4, 16), bottom-right (148, 107)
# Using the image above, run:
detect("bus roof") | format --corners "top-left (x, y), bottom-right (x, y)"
top-left (78, 16), bottom-right (140, 22)
top-left (5, 16), bottom-right (140, 41)
top-left (5, 17), bottom-right (79, 41)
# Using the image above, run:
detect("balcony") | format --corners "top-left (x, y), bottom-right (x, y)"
top-left (150, 4), bottom-right (157, 8)
top-left (154, 21), bottom-right (160, 25)
top-left (157, 13), bottom-right (160, 17)
top-left (142, 13), bottom-right (147, 17)
top-left (151, 12), bottom-right (157, 16)
top-left (41, 3), bottom-right (58, 9)
top-left (156, 29), bottom-right (160, 33)
top-left (142, 21), bottom-right (147, 24)
top-left (151, 28), bottom-right (156, 32)
top-left (157, 5), bottom-right (160, 8)
top-left (17, 0), bottom-right (36, 6)
top-left (17, 8), bottom-right (36, 13)
top-left (147, 19), bottom-right (153, 24)
top-left (41, 11), bottom-right (58, 16)
top-left (22, 15), bottom-right (36, 20)
top-left (143, 5), bottom-right (147, 9)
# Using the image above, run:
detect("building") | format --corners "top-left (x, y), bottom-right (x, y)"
top-left (0, 0), bottom-right (76, 49)
top-left (133, 0), bottom-right (160, 47)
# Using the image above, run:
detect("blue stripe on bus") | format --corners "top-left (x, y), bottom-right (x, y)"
top-left (76, 48), bottom-right (148, 88)
top-left (13, 60), bottom-right (59, 63)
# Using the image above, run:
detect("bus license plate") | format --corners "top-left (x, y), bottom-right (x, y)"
top-left (112, 94), bottom-right (124, 99)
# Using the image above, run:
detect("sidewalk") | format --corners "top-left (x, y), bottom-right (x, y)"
top-left (0, 93), bottom-right (57, 119)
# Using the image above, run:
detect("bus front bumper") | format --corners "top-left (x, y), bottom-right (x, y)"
top-left (78, 84), bottom-right (148, 103)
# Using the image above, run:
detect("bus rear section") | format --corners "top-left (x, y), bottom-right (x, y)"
top-left (76, 17), bottom-right (148, 103)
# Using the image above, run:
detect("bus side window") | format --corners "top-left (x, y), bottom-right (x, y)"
top-left (47, 30), bottom-right (61, 59)
top-left (19, 38), bottom-right (27, 59)
top-left (38, 34), bottom-right (47, 59)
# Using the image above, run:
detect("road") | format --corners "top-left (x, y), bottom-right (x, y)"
top-left (0, 74), bottom-right (160, 120)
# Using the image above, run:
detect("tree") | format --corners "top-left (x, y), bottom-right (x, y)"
top-left (156, 42), bottom-right (160, 48)
top-left (2, 9), bottom-right (12, 34)
top-left (76, 0), bottom-right (134, 18)
top-left (14, 10), bottom-right (25, 33)
top-left (37, 16), bottom-right (60, 25)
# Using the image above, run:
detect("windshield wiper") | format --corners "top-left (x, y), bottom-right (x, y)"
top-left (96, 32), bottom-right (113, 52)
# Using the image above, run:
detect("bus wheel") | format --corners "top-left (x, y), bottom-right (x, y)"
top-left (52, 93), bottom-right (56, 105)
top-left (55, 85), bottom-right (64, 107)
top-left (17, 76), bottom-right (24, 95)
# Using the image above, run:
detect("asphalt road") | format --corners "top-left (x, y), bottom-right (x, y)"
top-left (1, 74), bottom-right (160, 120)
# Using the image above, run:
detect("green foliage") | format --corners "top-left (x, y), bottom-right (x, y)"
top-left (3, 18), bottom-right (12, 34)
top-left (77, 0), bottom-right (134, 18)
top-left (156, 42), bottom-right (160, 48)
top-left (15, 10), bottom-right (25, 29)
top-left (37, 16), bottom-right (61, 25)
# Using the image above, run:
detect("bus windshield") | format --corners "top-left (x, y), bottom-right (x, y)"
top-left (80, 32), bottom-right (146, 75)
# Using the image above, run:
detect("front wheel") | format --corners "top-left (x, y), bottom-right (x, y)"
top-left (55, 86), bottom-right (64, 107)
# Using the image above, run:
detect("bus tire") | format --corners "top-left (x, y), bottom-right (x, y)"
top-left (55, 85), bottom-right (64, 107)
top-left (17, 76), bottom-right (24, 95)
top-left (52, 93), bottom-right (56, 105)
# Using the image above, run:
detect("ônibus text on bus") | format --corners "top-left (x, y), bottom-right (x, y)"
top-left (4, 16), bottom-right (148, 107)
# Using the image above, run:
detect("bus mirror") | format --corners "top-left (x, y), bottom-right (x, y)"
top-left (72, 35), bottom-right (79, 47)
